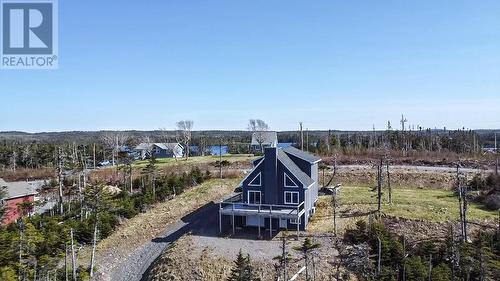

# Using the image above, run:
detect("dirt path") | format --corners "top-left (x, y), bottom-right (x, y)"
top-left (88, 178), bottom-right (239, 281)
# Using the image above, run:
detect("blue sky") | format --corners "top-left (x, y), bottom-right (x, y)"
top-left (1, 0), bottom-right (499, 132)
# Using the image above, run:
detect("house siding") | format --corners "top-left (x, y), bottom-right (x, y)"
top-left (242, 162), bottom-right (264, 203)
top-left (2, 195), bottom-right (35, 225)
top-left (238, 147), bottom-right (319, 231)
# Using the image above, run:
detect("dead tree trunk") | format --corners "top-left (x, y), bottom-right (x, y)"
top-left (463, 183), bottom-right (468, 242)
top-left (376, 158), bottom-right (383, 214)
top-left (377, 236), bottom-right (382, 275)
top-left (89, 212), bottom-right (98, 277)
top-left (428, 254), bottom-right (432, 281)
top-left (65, 243), bottom-right (68, 281)
top-left (332, 195), bottom-right (338, 236)
top-left (456, 165), bottom-right (465, 240)
top-left (386, 160), bottom-right (392, 205)
top-left (70, 228), bottom-right (77, 281)
top-left (130, 166), bottom-right (133, 193)
top-left (496, 156), bottom-right (498, 176)
top-left (58, 147), bottom-right (64, 215)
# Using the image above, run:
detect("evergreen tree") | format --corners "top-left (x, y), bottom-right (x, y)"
top-left (227, 250), bottom-right (260, 281)
top-left (141, 154), bottom-right (158, 197)
top-left (293, 237), bottom-right (321, 281)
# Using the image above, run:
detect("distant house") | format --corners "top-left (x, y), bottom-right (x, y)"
top-left (1, 178), bottom-right (38, 225)
top-left (251, 131), bottom-right (278, 152)
top-left (219, 146), bottom-right (321, 237)
top-left (134, 143), bottom-right (184, 160)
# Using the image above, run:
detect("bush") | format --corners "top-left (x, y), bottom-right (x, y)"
top-left (405, 256), bottom-right (428, 281)
top-left (431, 263), bottom-right (452, 281)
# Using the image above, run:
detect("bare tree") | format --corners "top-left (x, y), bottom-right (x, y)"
top-left (372, 157), bottom-right (384, 215)
top-left (273, 232), bottom-right (291, 281)
top-left (9, 150), bottom-right (17, 171)
top-left (386, 160), bottom-right (392, 205)
top-left (101, 132), bottom-right (128, 166)
top-left (198, 135), bottom-right (208, 156)
top-left (248, 119), bottom-right (270, 153)
top-left (57, 147), bottom-right (65, 214)
top-left (332, 193), bottom-right (339, 236)
top-left (86, 183), bottom-right (105, 277)
top-left (455, 163), bottom-right (469, 242)
top-left (176, 120), bottom-right (194, 160)
top-left (70, 228), bottom-right (77, 281)
top-left (293, 237), bottom-right (321, 281)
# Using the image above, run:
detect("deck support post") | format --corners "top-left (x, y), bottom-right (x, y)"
top-left (269, 217), bottom-right (272, 237)
top-left (297, 215), bottom-right (300, 240)
top-left (258, 219), bottom-right (261, 238)
top-left (218, 204), bottom-right (222, 234)
top-left (232, 213), bottom-right (235, 235)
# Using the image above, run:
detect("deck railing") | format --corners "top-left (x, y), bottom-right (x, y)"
top-left (220, 193), bottom-right (305, 217)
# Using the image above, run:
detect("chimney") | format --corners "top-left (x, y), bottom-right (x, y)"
top-left (263, 147), bottom-right (278, 204)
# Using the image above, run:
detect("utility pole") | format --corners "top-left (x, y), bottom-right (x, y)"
top-left (300, 122), bottom-right (304, 151)
top-left (93, 143), bottom-right (96, 169)
top-left (306, 128), bottom-right (309, 152)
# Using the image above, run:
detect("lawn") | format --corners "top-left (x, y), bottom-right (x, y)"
top-left (131, 154), bottom-right (257, 168)
top-left (308, 186), bottom-right (497, 233)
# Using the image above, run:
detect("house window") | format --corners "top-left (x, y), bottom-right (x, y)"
top-left (284, 191), bottom-right (299, 204)
top-left (248, 191), bottom-right (261, 204)
top-left (284, 173), bottom-right (298, 187)
top-left (248, 172), bottom-right (261, 186)
top-left (290, 218), bottom-right (300, 224)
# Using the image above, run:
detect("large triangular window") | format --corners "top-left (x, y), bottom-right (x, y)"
top-left (248, 172), bottom-right (261, 186)
top-left (284, 173), bottom-right (298, 187)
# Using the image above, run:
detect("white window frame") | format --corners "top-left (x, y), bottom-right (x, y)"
top-left (284, 191), bottom-right (299, 205)
top-left (248, 172), bottom-right (262, 186)
top-left (284, 173), bottom-right (298, 188)
top-left (248, 190), bottom-right (262, 205)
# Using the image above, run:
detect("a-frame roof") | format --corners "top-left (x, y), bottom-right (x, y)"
top-left (277, 150), bottom-right (314, 187)
top-left (283, 146), bottom-right (321, 164)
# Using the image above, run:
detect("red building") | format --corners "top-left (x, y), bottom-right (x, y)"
top-left (1, 178), bottom-right (37, 225)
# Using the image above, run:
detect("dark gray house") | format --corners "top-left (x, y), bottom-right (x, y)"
top-left (219, 146), bottom-right (321, 237)
top-left (134, 143), bottom-right (184, 160)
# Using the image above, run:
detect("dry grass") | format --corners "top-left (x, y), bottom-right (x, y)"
top-left (0, 167), bottom-right (54, 181)
top-left (308, 186), bottom-right (497, 235)
top-left (79, 178), bottom-right (240, 267)
top-left (148, 236), bottom-right (273, 281)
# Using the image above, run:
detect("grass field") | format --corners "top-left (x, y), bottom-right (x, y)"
top-left (131, 154), bottom-right (257, 168)
top-left (308, 186), bottom-right (497, 234)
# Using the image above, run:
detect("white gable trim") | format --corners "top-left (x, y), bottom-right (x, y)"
top-left (284, 173), bottom-right (298, 188)
top-left (248, 172), bottom-right (262, 186)
top-left (238, 158), bottom-right (264, 187)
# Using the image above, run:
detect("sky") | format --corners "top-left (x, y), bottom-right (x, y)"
top-left (1, 0), bottom-right (499, 132)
